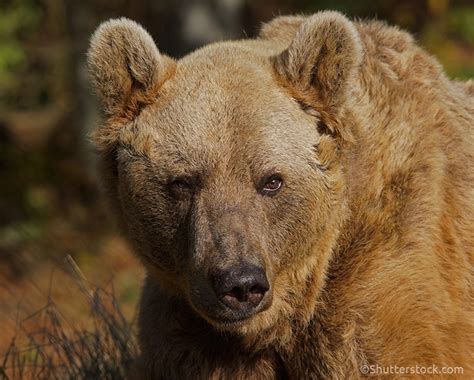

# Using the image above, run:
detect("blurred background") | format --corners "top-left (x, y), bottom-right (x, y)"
top-left (0, 0), bottom-right (473, 355)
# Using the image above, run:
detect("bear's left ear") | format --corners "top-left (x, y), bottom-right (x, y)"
top-left (272, 12), bottom-right (362, 139)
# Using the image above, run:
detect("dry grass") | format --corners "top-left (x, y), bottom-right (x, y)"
top-left (0, 256), bottom-right (139, 380)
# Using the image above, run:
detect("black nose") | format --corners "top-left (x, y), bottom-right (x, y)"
top-left (212, 264), bottom-right (269, 311)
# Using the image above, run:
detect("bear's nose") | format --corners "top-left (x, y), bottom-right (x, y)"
top-left (212, 264), bottom-right (269, 311)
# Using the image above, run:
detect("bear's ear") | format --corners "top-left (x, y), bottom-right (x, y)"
top-left (259, 15), bottom-right (305, 44)
top-left (272, 12), bottom-right (362, 138)
top-left (87, 18), bottom-right (175, 116)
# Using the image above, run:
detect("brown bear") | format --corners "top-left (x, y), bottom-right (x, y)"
top-left (87, 11), bottom-right (473, 379)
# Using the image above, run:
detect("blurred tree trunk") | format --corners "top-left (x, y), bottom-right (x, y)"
top-left (63, 0), bottom-right (101, 186)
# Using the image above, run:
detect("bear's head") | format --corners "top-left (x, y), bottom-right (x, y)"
top-left (87, 12), bottom-right (362, 339)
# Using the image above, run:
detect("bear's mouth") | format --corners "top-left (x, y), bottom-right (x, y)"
top-left (194, 294), bottom-right (273, 331)
top-left (196, 306), bottom-right (258, 328)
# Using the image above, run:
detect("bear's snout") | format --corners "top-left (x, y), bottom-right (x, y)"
top-left (211, 264), bottom-right (270, 315)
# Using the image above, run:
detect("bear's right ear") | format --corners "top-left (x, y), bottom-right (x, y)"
top-left (87, 18), bottom-right (176, 116)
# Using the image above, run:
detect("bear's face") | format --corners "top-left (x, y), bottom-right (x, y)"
top-left (88, 13), bottom-right (361, 334)
top-left (114, 51), bottom-right (337, 327)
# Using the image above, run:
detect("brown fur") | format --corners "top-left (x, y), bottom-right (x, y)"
top-left (87, 11), bottom-right (474, 379)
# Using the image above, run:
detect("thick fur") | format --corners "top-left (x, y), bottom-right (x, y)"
top-left (88, 11), bottom-right (473, 379)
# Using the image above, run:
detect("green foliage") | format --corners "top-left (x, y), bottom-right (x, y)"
top-left (447, 7), bottom-right (474, 44)
top-left (0, 0), bottom-right (40, 92)
top-left (0, 42), bottom-right (24, 88)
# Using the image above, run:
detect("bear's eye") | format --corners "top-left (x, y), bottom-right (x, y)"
top-left (169, 176), bottom-right (194, 196)
top-left (172, 179), bottom-right (190, 190)
top-left (260, 174), bottom-right (283, 196)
